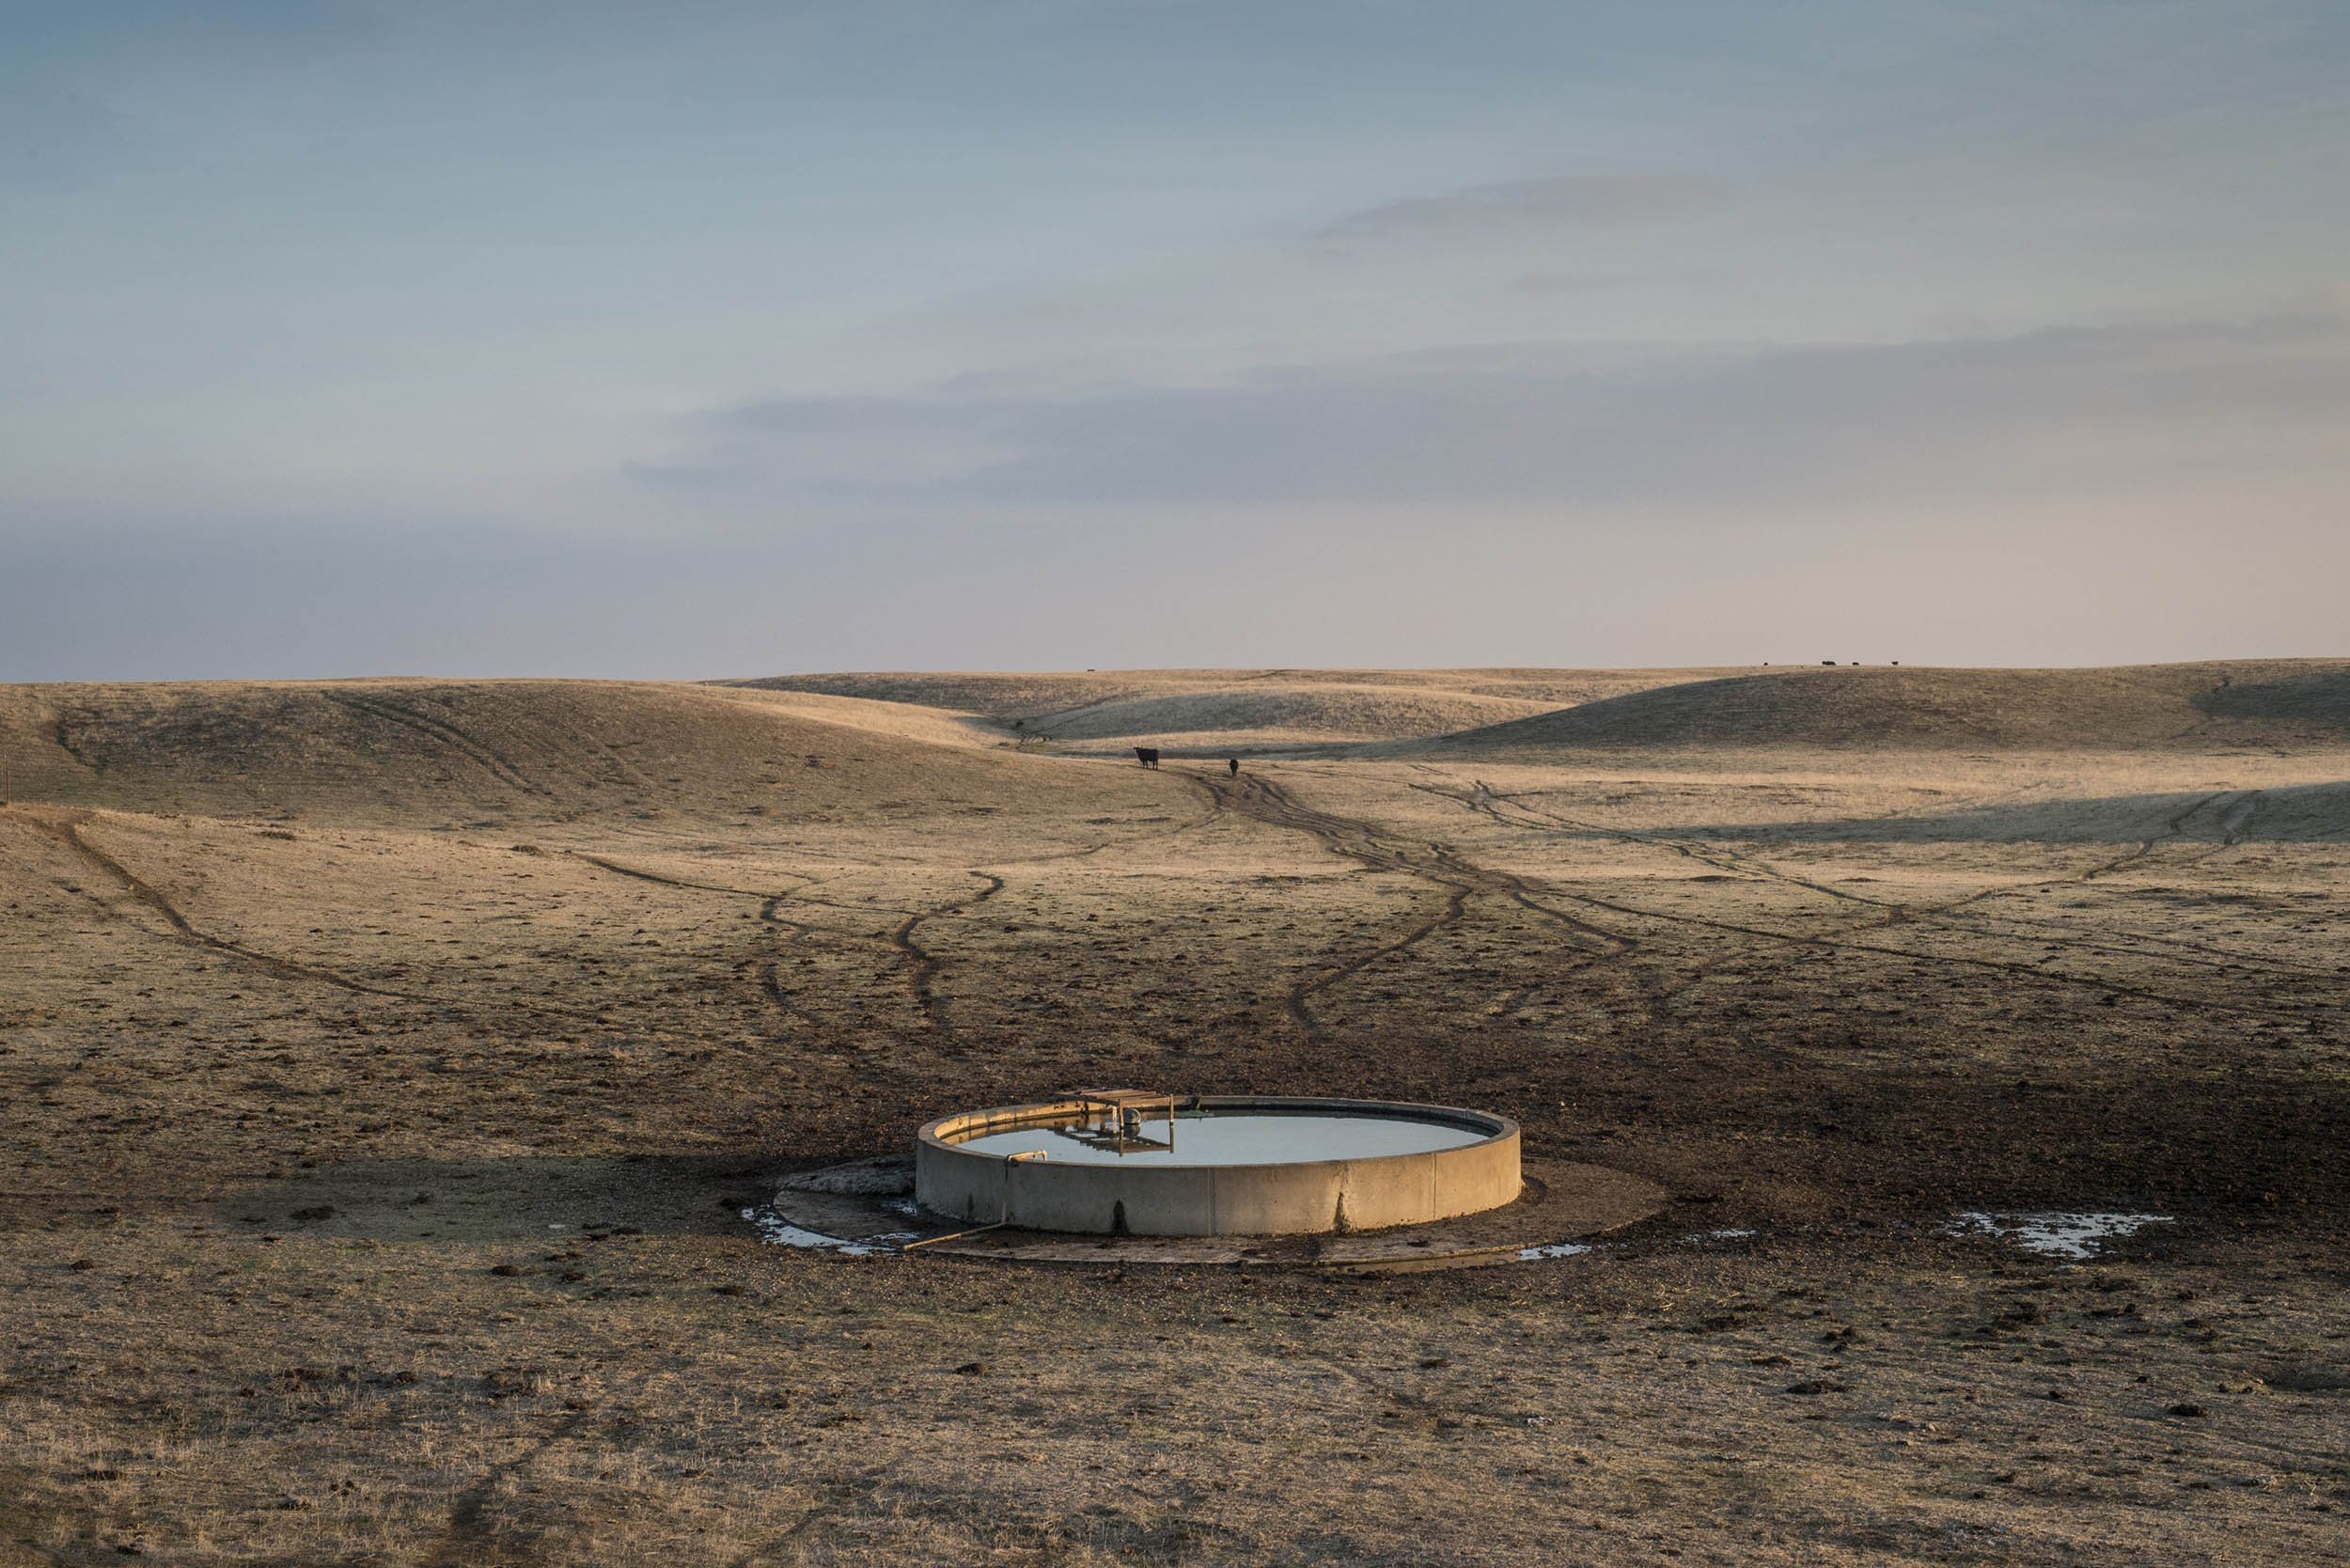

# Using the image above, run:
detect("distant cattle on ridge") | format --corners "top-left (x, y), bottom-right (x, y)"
top-left (1134, 747), bottom-right (1160, 769)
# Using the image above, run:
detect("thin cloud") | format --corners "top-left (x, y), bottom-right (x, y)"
top-left (1505, 270), bottom-right (1641, 295)
top-left (644, 314), bottom-right (2350, 513)
top-left (1310, 173), bottom-right (1715, 254)
top-left (1504, 267), bottom-right (1716, 296)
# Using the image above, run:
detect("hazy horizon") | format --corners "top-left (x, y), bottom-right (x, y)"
top-left (7, 2), bottom-right (2347, 681)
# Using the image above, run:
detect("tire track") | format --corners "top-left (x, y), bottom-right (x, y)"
top-left (564, 726), bottom-right (656, 792)
top-left (754, 892), bottom-right (825, 1035)
top-left (753, 776), bottom-right (1224, 1040)
top-left (1018, 686), bottom-right (1151, 735)
top-left (569, 848), bottom-right (1053, 1041)
top-left (1281, 883), bottom-right (1470, 1033)
top-left (793, 773), bottom-right (1227, 1039)
top-left (891, 870), bottom-right (1006, 1038)
top-left (323, 689), bottom-right (549, 798)
top-left (1474, 779), bottom-right (2244, 923)
top-left (1423, 778), bottom-right (1899, 911)
top-left (1912, 789), bottom-right (2243, 921)
top-left (415, 1367), bottom-right (662, 1568)
top-left (1443, 781), bottom-right (2315, 1007)
top-left (6, 805), bottom-right (619, 1025)
top-left (1313, 772), bottom-right (2328, 1023)
top-left (44, 699), bottom-right (104, 778)
top-left (1941, 912), bottom-right (2338, 983)
top-left (1198, 772), bottom-right (1474, 1036)
top-left (566, 850), bottom-right (811, 901)
top-left (560, 850), bottom-right (849, 1034)
top-left (11, 806), bottom-right (435, 1005)
top-left (1190, 771), bottom-right (1634, 1035)
top-left (1211, 774), bottom-right (1627, 949)
top-left (1548, 864), bottom-right (2309, 1021)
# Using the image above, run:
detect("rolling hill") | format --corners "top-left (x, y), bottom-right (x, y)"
top-left (1391, 662), bottom-right (2350, 757)
top-left (0, 680), bottom-right (1090, 827)
top-left (729, 667), bottom-right (1743, 750)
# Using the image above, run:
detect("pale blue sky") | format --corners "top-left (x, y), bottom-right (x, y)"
top-left (5, 2), bottom-right (2345, 678)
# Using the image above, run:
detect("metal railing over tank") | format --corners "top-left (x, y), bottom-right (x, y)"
top-left (1067, 1087), bottom-right (1179, 1152)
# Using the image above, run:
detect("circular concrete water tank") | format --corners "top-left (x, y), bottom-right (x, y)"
top-left (916, 1096), bottom-right (1520, 1236)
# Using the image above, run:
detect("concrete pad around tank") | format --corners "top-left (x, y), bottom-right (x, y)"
top-left (771, 1159), bottom-right (1672, 1267)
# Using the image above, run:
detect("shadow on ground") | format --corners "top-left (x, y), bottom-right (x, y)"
top-left (213, 1153), bottom-right (811, 1244)
top-left (1677, 780), bottom-right (2349, 844)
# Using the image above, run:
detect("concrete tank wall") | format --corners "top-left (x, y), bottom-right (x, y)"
top-left (915, 1096), bottom-right (1520, 1237)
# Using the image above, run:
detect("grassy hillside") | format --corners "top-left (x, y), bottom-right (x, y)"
top-left (729, 667), bottom-right (1745, 750)
top-left (1396, 661), bottom-right (2350, 756)
top-left (0, 680), bottom-right (1086, 828)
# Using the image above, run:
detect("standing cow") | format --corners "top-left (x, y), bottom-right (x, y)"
top-left (1134, 746), bottom-right (1160, 769)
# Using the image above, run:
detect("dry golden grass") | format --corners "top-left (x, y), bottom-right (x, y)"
top-left (4, 666), bottom-right (2347, 1564)
top-left (1395, 661), bottom-right (2350, 756)
top-left (731, 667), bottom-right (1745, 753)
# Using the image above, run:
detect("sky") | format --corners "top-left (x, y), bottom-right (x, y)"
top-left (4, 0), bottom-right (2346, 680)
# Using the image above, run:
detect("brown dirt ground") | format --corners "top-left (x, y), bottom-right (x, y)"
top-left (3, 666), bottom-right (2346, 1565)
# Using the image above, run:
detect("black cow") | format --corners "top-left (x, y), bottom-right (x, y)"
top-left (1134, 746), bottom-right (1160, 769)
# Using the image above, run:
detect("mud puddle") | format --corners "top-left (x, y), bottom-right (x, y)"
top-left (1946, 1211), bottom-right (2173, 1260)
top-left (742, 1205), bottom-right (917, 1257)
